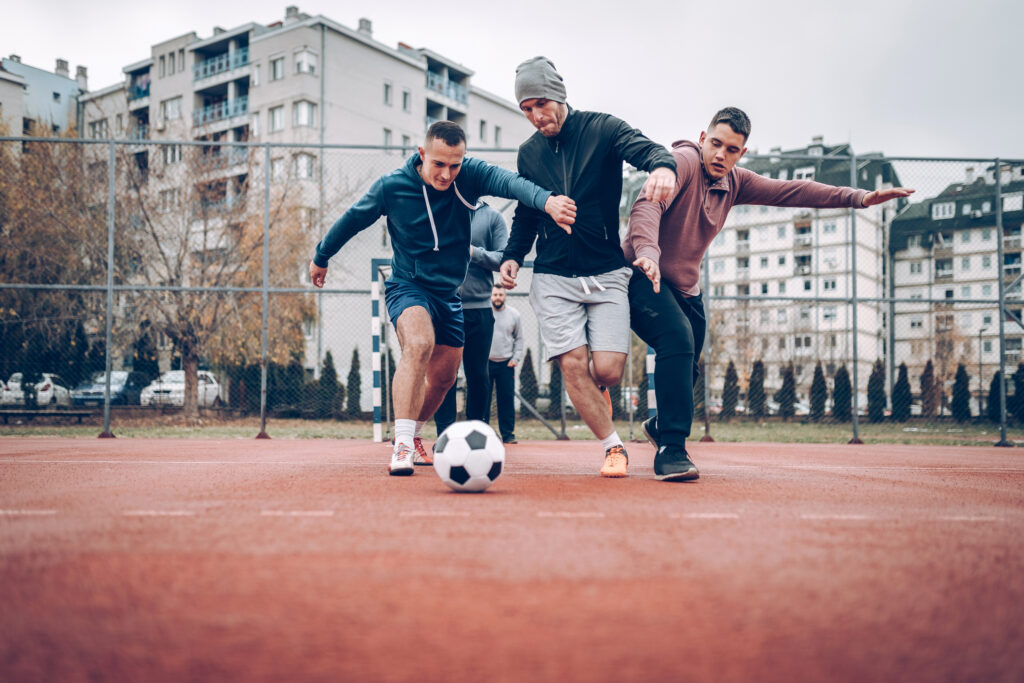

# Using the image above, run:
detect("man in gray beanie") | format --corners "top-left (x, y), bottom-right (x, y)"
top-left (500, 56), bottom-right (677, 479)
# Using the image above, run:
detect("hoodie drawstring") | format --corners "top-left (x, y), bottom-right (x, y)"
top-left (578, 276), bottom-right (606, 295)
top-left (421, 185), bottom-right (440, 252)
top-left (453, 182), bottom-right (480, 210)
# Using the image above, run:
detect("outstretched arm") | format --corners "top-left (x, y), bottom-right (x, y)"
top-left (736, 168), bottom-right (914, 210)
top-left (862, 187), bottom-right (915, 206)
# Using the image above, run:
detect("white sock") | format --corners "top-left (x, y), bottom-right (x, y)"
top-left (395, 419), bottom-right (415, 448)
top-left (414, 420), bottom-right (426, 438)
top-left (600, 431), bottom-right (623, 451)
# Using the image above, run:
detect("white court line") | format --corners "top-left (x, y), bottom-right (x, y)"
top-left (801, 514), bottom-right (874, 521)
top-left (0, 509), bottom-right (58, 516)
top-left (672, 512), bottom-right (740, 519)
top-left (779, 465), bottom-right (1024, 473)
top-left (938, 515), bottom-right (1004, 522)
top-left (0, 460), bottom-right (351, 465)
top-left (537, 511), bottom-right (605, 519)
top-left (260, 510), bottom-right (335, 517)
top-left (123, 510), bottom-right (196, 517)
top-left (399, 511), bottom-right (471, 518)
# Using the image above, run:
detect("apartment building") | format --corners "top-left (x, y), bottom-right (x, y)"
top-left (704, 137), bottom-right (904, 404)
top-left (0, 55), bottom-right (87, 135)
top-left (890, 162), bottom-right (1024, 399)
top-left (74, 6), bottom-right (534, 401)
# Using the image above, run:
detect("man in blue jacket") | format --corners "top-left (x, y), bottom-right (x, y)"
top-left (310, 121), bottom-right (576, 476)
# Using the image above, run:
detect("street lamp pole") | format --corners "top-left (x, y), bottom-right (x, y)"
top-left (979, 327), bottom-right (988, 418)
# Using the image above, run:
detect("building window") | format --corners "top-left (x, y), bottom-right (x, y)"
top-left (777, 225), bottom-right (787, 239)
top-left (823, 306), bottom-right (837, 321)
top-left (115, 113), bottom-right (123, 132)
top-left (960, 312), bottom-right (972, 327)
top-left (271, 158), bottom-right (285, 180)
top-left (910, 316), bottom-right (923, 329)
top-left (760, 310), bottom-right (770, 324)
top-left (983, 313), bottom-right (993, 325)
top-left (712, 260), bottom-right (724, 273)
top-left (794, 166), bottom-right (814, 181)
top-left (909, 261), bottom-right (922, 274)
top-left (293, 100), bottom-right (317, 127)
top-left (931, 202), bottom-right (955, 219)
top-left (982, 228), bottom-right (992, 241)
top-left (823, 221), bottom-right (837, 234)
top-left (982, 284), bottom-right (993, 297)
top-left (800, 306), bottom-right (811, 321)
top-left (179, 49), bottom-right (184, 70)
top-left (494, 125), bottom-right (502, 147)
top-left (960, 229), bottom-right (971, 242)
top-left (803, 280), bottom-right (812, 291)
top-left (383, 128), bottom-right (393, 149)
top-left (982, 255), bottom-right (992, 269)
top-left (271, 57), bottom-right (285, 81)
top-left (253, 64), bottom-right (261, 87)
top-left (402, 90), bottom-right (411, 112)
top-left (778, 255), bottom-right (786, 266)
top-left (162, 144), bottom-right (181, 165)
top-left (251, 111), bottom-right (260, 137)
top-left (759, 256), bottom-right (769, 268)
top-left (383, 81), bottom-right (393, 106)
top-left (168, 52), bottom-right (175, 75)
top-left (713, 286), bottom-right (725, 297)
top-left (295, 49), bottom-right (317, 75)
top-left (778, 337), bottom-right (786, 350)
top-left (1005, 194), bottom-right (1024, 212)
top-left (777, 309), bottom-right (787, 323)
top-left (910, 290), bottom-right (923, 300)
top-left (401, 134), bottom-right (411, 149)
top-left (961, 286), bottom-right (971, 298)
top-left (89, 119), bottom-right (109, 139)
top-left (824, 279), bottom-right (836, 291)
top-left (907, 234), bottom-right (922, 248)
top-left (778, 281), bottom-right (786, 294)
top-left (479, 120), bottom-right (487, 142)
top-left (984, 340), bottom-right (993, 353)
top-left (961, 256), bottom-right (971, 270)
top-left (760, 283), bottom-right (769, 295)
top-left (160, 96), bottom-right (182, 121)
top-left (269, 106), bottom-right (284, 132)
top-left (294, 153), bottom-right (315, 179)
top-left (158, 188), bottom-right (180, 212)
top-left (982, 201), bottom-right (992, 213)
top-left (159, 55), bottom-right (166, 77)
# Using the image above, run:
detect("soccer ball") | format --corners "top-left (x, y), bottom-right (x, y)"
top-left (433, 420), bottom-right (505, 492)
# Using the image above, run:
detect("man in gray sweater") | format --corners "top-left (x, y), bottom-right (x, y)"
top-left (434, 203), bottom-right (509, 440)
top-left (487, 285), bottom-right (524, 444)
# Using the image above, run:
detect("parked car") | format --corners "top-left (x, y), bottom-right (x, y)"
top-left (1, 372), bottom-right (72, 407)
top-left (140, 370), bottom-right (222, 407)
top-left (71, 371), bottom-right (150, 406)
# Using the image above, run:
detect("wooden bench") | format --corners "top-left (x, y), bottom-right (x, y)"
top-left (0, 409), bottom-right (96, 424)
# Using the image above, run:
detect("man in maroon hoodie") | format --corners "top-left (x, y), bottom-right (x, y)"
top-left (625, 107), bottom-right (913, 481)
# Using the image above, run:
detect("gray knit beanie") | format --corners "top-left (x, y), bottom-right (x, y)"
top-left (514, 56), bottom-right (566, 104)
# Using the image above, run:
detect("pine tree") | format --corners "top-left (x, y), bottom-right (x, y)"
top-left (832, 365), bottom-right (852, 422)
top-left (747, 360), bottom-right (766, 418)
top-left (721, 360), bottom-right (739, 420)
top-left (132, 320), bottom-right (160, 384)
top-left (867, 359), bottom-right (886, 423)
top-left (383, 347), bottom-right (397, 412)
top-left (346, 348), bottom-right (362, 417)
top-left (318, 351), bottom-right (341, 419)
top-left (66, 320), bottom-right (91, 388)
top-left (693, 359), bottom-right (705, 420)
top-left (891, 362), bottom-right (912, 422)
top-left (951, 363), bottom-right (971, 422)
top-left (518, 348), bottom-right (538, 418)
top-left (809, 362), bottom-right (827, 422)
top-left (546, 361), bottom-right (563, 419)
top-left (637, 372), bottom-right (649, 418)
top-left (1013, 363), bottom-right (1024, 423)
top-left (987, 370), bottom-right (1003, 423)
top-left (774, 363), bottom-right (797, 420)
top-left (920, 360), bottom-right (939, 418)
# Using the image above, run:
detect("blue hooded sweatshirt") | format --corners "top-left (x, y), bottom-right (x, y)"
top-left (314, 153), bottom-right (552, 298)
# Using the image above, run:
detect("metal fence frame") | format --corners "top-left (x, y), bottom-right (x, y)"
top-left (1, 136), bottom-right (1021, 445)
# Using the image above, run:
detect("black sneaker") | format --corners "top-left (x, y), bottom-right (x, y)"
top-left (641, 415), bottom-right (660, 449)
top-left (653, 444), bottom-right (699, 482)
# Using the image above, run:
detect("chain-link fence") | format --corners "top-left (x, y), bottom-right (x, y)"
top-left (2, 136), bottom-right (1023, 443)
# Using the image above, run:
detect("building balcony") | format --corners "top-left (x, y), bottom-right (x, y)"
top-left (736, 267), bottom-right (750, 280)
top-left (795, 265), bottom-right (811, 276)
top-left (935, 269), bottom-right (954, 279)
top-left (193, 48), bottom-right (250, 82)
top-left (129, 84), bottom-right (150, 101)
top-left (1004, 265), bottom-right (1022, 278)
top-left (1004, 235), bottom-right (1022, 250)
top-left (198, 147), bottom-right (249, 171)
top-left (128, 124), bottom-right (149, 141)
top-left (192, 96), bottom-right (249, 127)
top-left (794, 234), bottom-right (813, 248)
top-left (736, 240), bottom-right (750, 253)
top-left (426, 71), bottom-right (468, 105)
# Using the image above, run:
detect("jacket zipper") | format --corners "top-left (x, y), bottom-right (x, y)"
top-left (557, 139), bottom-right (577, 276)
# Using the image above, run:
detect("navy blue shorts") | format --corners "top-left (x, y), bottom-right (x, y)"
top-left (384, 280), bottom-right (464, 348)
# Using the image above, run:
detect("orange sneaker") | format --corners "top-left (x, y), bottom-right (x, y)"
top-left (412, 437), bottom-right (432, 466)
top-left (600, 444), bottom-right (628, 478)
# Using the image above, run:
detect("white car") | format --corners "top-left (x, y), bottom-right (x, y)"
top-left (140, 370), bottom-right (222, 407)
top-left (1, 372), bottom-right (72, 407)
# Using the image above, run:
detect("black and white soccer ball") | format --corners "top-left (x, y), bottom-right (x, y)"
top-left (432, 420), bottom-right (505, 492)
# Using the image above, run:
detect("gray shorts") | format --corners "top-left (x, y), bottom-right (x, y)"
top-left (529, 267), bottom-right (632, 361)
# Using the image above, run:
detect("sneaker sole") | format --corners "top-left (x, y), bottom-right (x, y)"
top-left (641, 421), bottom-right (659, 449)
top-left (388, 465), bottom-right (414, 476)
top-left (413, 459), bottom-right (433, 466)
top-left (600, 469), bottom-right (628, 478)
top-left (655, 468), bottom-right (699, 482)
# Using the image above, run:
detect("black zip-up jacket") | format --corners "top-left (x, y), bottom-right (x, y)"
top-left (503, 108), bottom-right (676, 277)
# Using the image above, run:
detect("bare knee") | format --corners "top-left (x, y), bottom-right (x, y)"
top-left (400, 337), bottom-right (434, 366)
top-left (558, 352), bottom-right (590, 385)
top-left (593, 364), bottom-right (623, 387)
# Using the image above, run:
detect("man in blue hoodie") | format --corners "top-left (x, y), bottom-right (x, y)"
top-left (310, 121), bottom-right (576, 476)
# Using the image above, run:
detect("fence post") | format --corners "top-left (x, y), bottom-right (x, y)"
top-left (701, 256), bottom-right (714, 442)
top-left (994, 159), bottom-right (1012, 447)
top-left (98, 140), bottom-right (116, 439)
top-left (848, 153), bottom-right (864, 444)
top-left (256, 142), bottom-right (271, 439)
top-left (371, 259), bottom-right (385, 443)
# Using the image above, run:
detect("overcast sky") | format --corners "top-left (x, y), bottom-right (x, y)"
top-left (3, 0), bottom-right (1021, 161)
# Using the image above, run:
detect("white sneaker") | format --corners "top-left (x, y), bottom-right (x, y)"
top-left (389, 443), bottom-right (415, 476)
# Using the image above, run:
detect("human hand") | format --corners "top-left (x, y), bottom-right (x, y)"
top-left (642, 167), bottom-right (676, 203)
top-left (508, 360), bottom-right (517, 368)
top-left (500, 260), bottom-right (519, 289)
top-left (633, 256), bottom-right (660, 293)
top-left (309, 262), bottom-right (327, 288)
top-left (544, 194), bottom-right (577, 234)
top-left (862, 187), bottom-right (915, 207)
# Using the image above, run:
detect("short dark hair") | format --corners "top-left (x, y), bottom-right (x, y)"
top-left (709, 107), bottom-right (751, 141)
top-left (425, 121), bottom-right (466, 148)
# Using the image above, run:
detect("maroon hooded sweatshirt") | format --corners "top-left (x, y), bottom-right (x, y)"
top-left (624, 140), bottom-right (868, 296)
